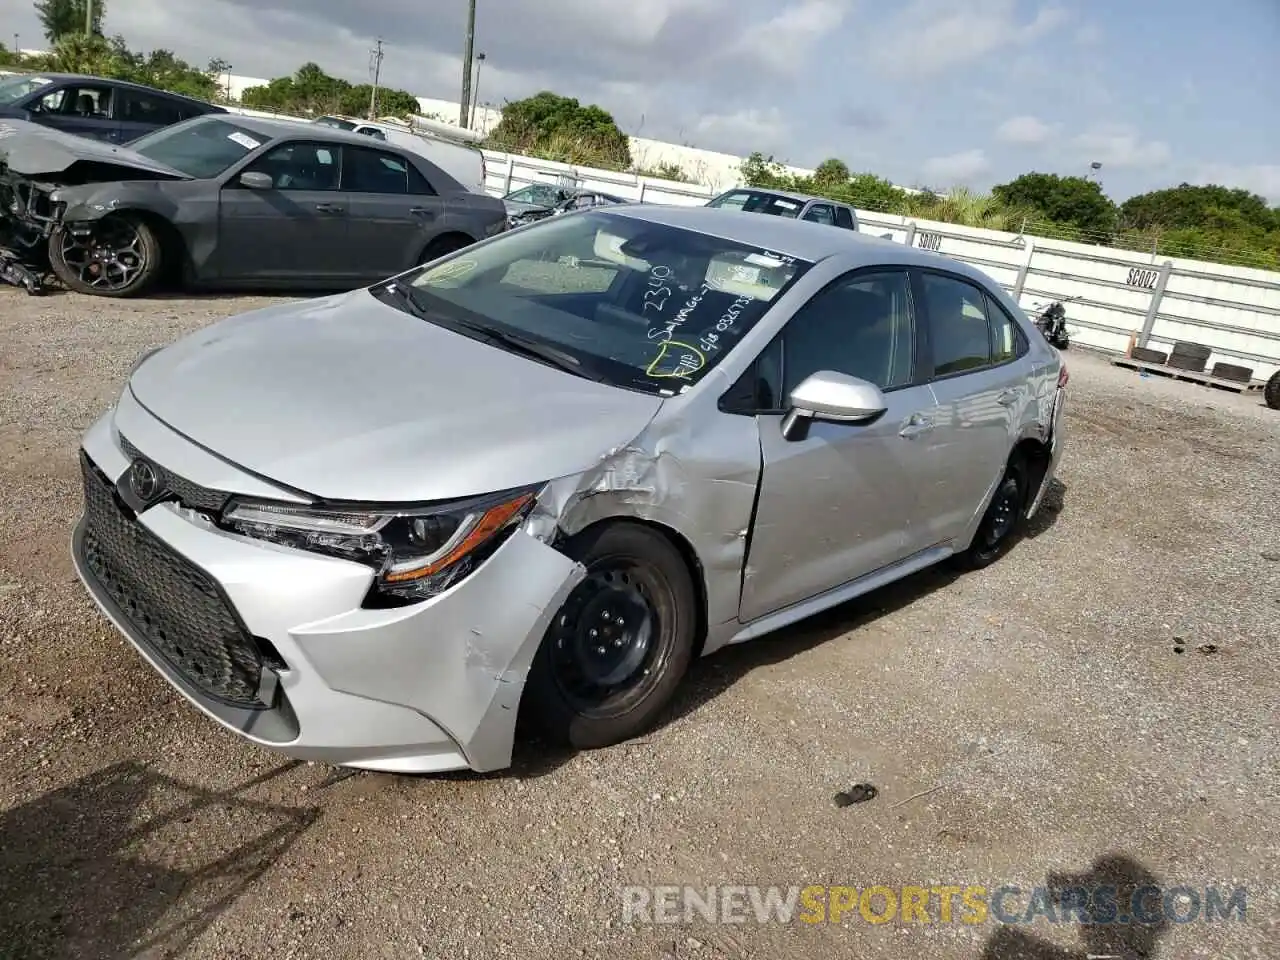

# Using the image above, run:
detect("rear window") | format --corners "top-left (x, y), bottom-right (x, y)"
top-left (708, 190), bottom-right (804, 218)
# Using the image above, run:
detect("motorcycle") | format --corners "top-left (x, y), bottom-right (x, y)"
top-left (1030, 296), bottom-right (1079, 350)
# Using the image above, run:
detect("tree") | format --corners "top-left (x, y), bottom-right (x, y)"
top-left (811, 158), bottom-right (850, 189)
top-left (1119, 183), bottom-right (1279, 233)
top-left (34, 0), bottom-right (105, 44)
top-left (991, 172), bottom-right (1118, 238)
top-left (240, 62), bottom-right (419, 119)
top-left (488, 91), bottom-right (631, 170)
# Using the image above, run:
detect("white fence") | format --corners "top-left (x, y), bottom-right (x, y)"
top-left (483, 150), bottom-right (1280, 385)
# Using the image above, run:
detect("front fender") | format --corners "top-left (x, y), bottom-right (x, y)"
top-left (55, 184), bottom-right (181, 225)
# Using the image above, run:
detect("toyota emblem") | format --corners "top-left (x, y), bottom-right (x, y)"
top-left (128, 458), bottom-right (161, 502)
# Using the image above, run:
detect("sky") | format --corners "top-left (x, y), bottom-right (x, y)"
top-left (2, 0), bottom-right (1278, 202)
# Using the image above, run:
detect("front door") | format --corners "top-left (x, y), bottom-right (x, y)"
top-left (216, 140), bottom-right (354, 282)
top-left (913, 270), bottom-right (1026, 544)
top-left (26, 82), bottom-right (121, 141)
top-left (341, 144), bottom-right (441, 279)
top-left (740, 269), bottom-right (939, 623)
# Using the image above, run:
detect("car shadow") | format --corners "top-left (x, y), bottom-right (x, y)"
top-left (979, 852), bottom-right (1171, 959)
top-left (0, 760), bottom-right (320, 959)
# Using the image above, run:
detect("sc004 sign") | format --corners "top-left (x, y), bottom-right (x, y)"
top-left (1126, 267), bottom-right (1159, 289)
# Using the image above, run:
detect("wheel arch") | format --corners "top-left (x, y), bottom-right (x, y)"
top-left (418, 230), bottom-right (476, 264)
top-left (1011, 435), bottom-right (1051, 516)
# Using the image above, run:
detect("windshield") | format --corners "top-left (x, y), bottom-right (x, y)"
top-left (398, 211), bottom-right (812, 394)
top-left (126, 117), bottom-right (269, 177)
top-left (0, 75), bottom-right (52, 107)
top-left (708, 190), bottom-right (804, 219)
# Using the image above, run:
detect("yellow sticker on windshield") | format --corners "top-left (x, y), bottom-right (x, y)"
top-left (421, 258), bottom-right (477, 285)
top-left (646, 340), bottom-right (705, 379)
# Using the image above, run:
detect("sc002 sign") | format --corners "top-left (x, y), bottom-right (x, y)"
top-left (1126, 267), bottom-right (1159, 289)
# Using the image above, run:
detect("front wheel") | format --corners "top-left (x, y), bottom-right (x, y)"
top-left (524, 522), bottom-right (698, 750)
top-left (1265, 370), bottom-right (1280, 411)
top-left (954, 458), bottom-right (1028, 570)
top-left (48, 214), bottom-right (164, 298)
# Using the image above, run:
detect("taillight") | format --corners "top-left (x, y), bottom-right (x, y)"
top-left (1058, 363), bottom-right (1069, 388)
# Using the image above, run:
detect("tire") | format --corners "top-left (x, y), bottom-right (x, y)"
top-left (524, 522), bottom-right (698, 750)
top-left (417, 233), bottom-right (474, 265)
top-left (48, 213), bottom-right (164, 298)
top-left (1266, 370), bottom-right (1280, 411)
top-left (953, 457), bottom-right (1028, 570)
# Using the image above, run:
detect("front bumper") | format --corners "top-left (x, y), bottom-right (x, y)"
top-left (71, 402), bottom-right (584, 774)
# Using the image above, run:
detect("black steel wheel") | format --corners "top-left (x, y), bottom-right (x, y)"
top-left (1265, 370), bottom-right (1280, 411)
top-left (49, 214), bottom-right (164, 298)
top-left (525, 522), bottom-right (697, 749)
top-left (955, 458), bottom-right (1028, 570)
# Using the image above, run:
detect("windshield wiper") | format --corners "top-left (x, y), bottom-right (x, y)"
top-left (375, 282), bottom-right (599, 381)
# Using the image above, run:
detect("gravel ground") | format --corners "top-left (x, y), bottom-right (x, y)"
top-left (1, 286), bottom-right (1277, 960)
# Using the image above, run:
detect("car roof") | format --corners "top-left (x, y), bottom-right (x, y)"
top-left (720, 186), bottom-right (851, 207)
top-left (597, 204), bottom-right (990, 277)
top-left (18, 73), bottom-right (219, 106)
top-left (213, 114), bottom-right (400, 146)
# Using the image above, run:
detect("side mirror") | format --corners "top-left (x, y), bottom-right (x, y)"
top-left (781, 370), bottom-right (887, 441)
top-left (239, 171), bottom-right (274, 190)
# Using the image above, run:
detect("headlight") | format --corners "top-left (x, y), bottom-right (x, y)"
top-left (220, 486), bottom-right (539, 603)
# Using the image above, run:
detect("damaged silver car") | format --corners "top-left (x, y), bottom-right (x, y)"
top-left (72, 205), bottom-right (1066, 773)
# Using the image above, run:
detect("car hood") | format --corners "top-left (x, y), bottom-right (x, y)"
top-left (127, 290), bottom-right (665, 503)
top-left (0, 118), bottom-right (189, 179)
top-left (502, 199), bottom-right (551, 215)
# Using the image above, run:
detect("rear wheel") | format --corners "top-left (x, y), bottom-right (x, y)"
top-left (524, 523), bottom-right (697, 750)
top-left (954, 457), bottom-right (1028, 570)
top-left (417, 233), bottom-right (474, 265)
top-left (1265, 370), bottom-right (1280, 411)
top-left (48, 213), bottom-right (164, 298)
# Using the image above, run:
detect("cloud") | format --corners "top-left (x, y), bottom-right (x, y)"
top-left (921, 149), bottom-right (990, 183)
top-left (1071, 125), bottom-right (1171, 169)
top-left (1074, 22), bottom-right (1103, 44)
top-left (995, 115), bottom-right (1058, 145)
top-left (1192, 164), bottom-right (1280, 203)
top-left (727, 0), bottom-right (849, 74)
top-left (867, 0), bottom-right (1070, 78)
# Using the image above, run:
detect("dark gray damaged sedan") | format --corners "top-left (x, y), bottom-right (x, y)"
top-left (0, 114), bottom-right (508, 297)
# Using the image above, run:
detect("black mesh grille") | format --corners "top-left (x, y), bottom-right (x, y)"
top-left (78, 451), bottom-right (267, 708)
top-left (118, 435), bottom-right (230, 513)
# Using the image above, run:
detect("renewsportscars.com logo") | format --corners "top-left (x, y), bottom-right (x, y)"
top-left (621, 884), bottom-right (1248, 926)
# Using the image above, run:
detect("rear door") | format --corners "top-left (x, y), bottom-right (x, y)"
top-left (216, 138), bottom-right (354, 282)
top-left (24, 82), bottom-right (121, 141)
top-left (342, 144), bottom-right (444, 278)
top-left (801, 202), bottom-right (837, 226)
top-left (115, 89), bottom-right (188, 143)
top-left (913, 269), bottom-right (1027, 544)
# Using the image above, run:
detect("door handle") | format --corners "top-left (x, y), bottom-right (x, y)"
top-left (314, 202), bottom-right (345, 214)
top-left (409, 206), bottom-right (435, 217)
top-left (899, 412), bottom-right (934, 438)
top-left (997, 388), bottom-right (1020, 406)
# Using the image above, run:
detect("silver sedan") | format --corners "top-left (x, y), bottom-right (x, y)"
top-left (71, 204), bottom-right (1066, 773)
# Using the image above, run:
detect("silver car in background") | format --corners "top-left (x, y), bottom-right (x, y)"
top-left (72, 205), bottom-right (1066, 774)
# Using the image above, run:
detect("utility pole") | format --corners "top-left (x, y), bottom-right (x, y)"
top-left (84, 0), bottom-right (93, 34)
top-left (459, 0), bottom-right (476, 127)
top-left (470, 51), bottom-right (486, 130)
top-left (368, 39), bottom-right (384, 120)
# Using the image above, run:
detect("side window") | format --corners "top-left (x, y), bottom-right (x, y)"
top-left (984, 293), bottom-right (1026, 364)
top-left (708, 191), bottom-right (752, 210)
top-left (802, 204), bottom-right (836, 226)
top-left (246, 141), bottom-right (340, 191)
top-left (355, 126), bottom-right (388, 141)
top-left (833, 206), bottom-right (855, 230)
top-left (343, 146), bottom-right (411, 194)
top-left (780, 270), bottom-right (916, 398)
top-left (120, 92), bottom-right (184, 126)
top-left (920, 273), bottom-right (994, 376)
top-left (36, 84), bottom-right (113, 117)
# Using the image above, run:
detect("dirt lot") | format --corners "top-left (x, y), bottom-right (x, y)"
top-left (1, 286), bottom-right (1277, 960)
